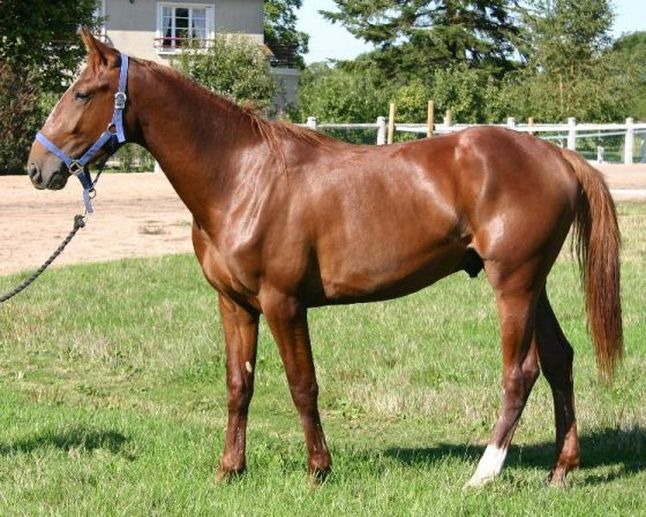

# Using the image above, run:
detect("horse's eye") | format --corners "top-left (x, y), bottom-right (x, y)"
top-left (74, 91), bottom-right (91, 101)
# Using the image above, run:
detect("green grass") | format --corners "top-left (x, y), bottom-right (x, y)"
top-left (0, 203), bottom-right (644, 516)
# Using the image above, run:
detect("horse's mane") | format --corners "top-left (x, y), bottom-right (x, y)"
top-left (138, 58), bottom-right (334, 163)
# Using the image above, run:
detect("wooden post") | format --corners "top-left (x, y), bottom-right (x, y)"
top-left (624, 117), bottom-right (634, 164)
top-left (528, 117), bottom-right (534, 135)
top-left (376, 116), bottom-right (386, 145)
top-left (306, 116), bottom-right (317, 131)
top-left (387, 102), bottom-right (396, 144)
top-left (426, 100), bottom-right (434, 138)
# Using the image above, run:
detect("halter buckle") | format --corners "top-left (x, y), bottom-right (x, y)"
top-left (114, 91), bottom-right (127, 109)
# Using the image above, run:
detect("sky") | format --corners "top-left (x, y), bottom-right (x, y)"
top-left (296, 0), bottom-right (646, 65)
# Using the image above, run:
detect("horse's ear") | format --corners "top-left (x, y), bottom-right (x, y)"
top-left (79, 27), bottom-right (118, 67)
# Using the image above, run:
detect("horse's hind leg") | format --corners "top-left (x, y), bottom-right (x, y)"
top-left (466, 273), bottom-right (541, 487)
top-left (535, 290), bottom-right (580, 486)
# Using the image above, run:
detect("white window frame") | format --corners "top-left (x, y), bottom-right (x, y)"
top-left (155, 2), bottom-right (215, 54)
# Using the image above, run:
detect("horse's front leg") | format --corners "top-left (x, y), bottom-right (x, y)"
top-left (216, 293), bottom-right (259, 481)
top-left (263, 293), bottom-right (332, 481)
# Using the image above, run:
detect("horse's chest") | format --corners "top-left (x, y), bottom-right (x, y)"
top-left (192, 224), bottom-right (262, 299)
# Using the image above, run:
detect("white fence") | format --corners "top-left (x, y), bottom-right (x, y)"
top-left (301, 116), bottom-right (646, 164)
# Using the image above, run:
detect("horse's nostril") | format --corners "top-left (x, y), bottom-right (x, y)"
top-left (28, 163), bottom-right (41, 183)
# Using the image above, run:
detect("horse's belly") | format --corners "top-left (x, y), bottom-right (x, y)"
top-left (317, 238), bottom-right (465, 304)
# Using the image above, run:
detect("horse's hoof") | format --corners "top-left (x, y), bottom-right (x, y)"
top-left (547, 471), bottom-right (568, 488)
top-left (215, 466), bottom-right (245, 484)
top-left (308, 465), bottom-right (331, 486)
top-left (463, 473), bottom-right (495, 489)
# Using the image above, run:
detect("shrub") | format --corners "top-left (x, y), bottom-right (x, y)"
top-left (292, 62), bottom-right (392, 122)
top-left (172, 35), bottom-right (276, 111)
top-left (110, 145), bottom-right (155, 173)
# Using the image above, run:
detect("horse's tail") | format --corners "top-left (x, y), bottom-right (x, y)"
top-left (560, 148), bottom-right (623, 381)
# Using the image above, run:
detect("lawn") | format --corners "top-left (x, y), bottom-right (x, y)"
top-left (0, 203), bottom-right (644, 516)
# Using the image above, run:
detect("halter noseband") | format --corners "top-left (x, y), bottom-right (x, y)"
top-left (35, 53), bottom-right (130, 213)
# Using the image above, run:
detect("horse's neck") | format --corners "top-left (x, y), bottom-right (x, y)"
top-left (131, 62), bottom-right (267, 224)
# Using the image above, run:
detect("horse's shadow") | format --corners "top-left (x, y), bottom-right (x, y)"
top-left (385, 427), bottom-right (645, 484)
top-left (0, 427), bottom-right (135, 460)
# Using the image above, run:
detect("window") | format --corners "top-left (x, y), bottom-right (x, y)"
top-left (156, 3), bottom-right (214, 53)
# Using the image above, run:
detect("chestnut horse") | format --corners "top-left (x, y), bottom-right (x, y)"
top-left (27, 30), bottom-right (622, 487)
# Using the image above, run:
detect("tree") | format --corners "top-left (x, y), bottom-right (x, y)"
top-left (0, 0), bottom-right (101, 93)
top-left (498, 0), bottom-right (638, 122)
top-left (321, 0), bottom-right (520, 81)
top-left (0, 2), bottom-right (99, 173)
top-left (172, 36), bottom-right (276, 110)
top-left (0, 64), bottom-right (42, 173)
top-left (264, 0), bottom-right (309, 68)
top-left (296, 0), bottom-right (640, 126)
top-left (290, 61), bottom-right (393, 142)
top-left (293, 62), bottom-right (391, 123)
top-left (518, 0), bottom-right (614, 112)
top-left (609, 32), bottom-right (646, 120)
top-left (431, 65), bottom-right (496, 123)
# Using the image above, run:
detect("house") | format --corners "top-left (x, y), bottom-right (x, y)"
top-left (96, 0), bottom-right (298, 112)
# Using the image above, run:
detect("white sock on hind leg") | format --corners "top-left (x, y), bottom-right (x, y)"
top-left (465, 444), bottom-right (508, 487)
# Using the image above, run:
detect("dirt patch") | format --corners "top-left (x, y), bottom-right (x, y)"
top-left (0, 173), bottom-right (192, 276)
top-left (1, 163), bottom-right (645, 277)
top-left (598, 163), bottom-right (646, 189)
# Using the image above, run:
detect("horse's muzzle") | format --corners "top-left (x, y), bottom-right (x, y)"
top-left (28, 162), bottom-right (68, 190)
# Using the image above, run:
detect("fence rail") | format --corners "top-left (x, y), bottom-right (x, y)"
top-left (300, 116), bottom-right (646, 164)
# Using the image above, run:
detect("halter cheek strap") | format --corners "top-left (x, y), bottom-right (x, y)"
top-left (35, 53), bottom-right (130, 213)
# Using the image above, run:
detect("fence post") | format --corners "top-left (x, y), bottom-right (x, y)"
top-left (306, 116), bottom-right (317, 131)
top-left (528, 117), bottom-right (534, 135)
top-left (387, 102), bottom-right (396, 144)
top-left (596, 146), bottom-right (605, 164)
top-left (567, 117), bottom-right (576, 150)
top-left (376, 116), bottom-right (386, 145)
top-left (624, 117), bottom-right (634, 164)
top-left (444, 109), bottom-right (452, 128)
top-left (507, 117), bottom-right (516, 128)
top-left (427, 100), bottom-right (434, 138)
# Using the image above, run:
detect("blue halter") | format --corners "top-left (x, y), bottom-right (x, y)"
top-left (35, 53), bottom-right (130, 213)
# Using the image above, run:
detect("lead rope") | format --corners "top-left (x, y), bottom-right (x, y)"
top-left (0, 213), bottom-right (87, 303)
top-left (0, 158), bottom-right (109, 304)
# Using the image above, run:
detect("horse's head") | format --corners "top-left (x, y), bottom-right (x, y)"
top-left (27, 28), bottom-right (126, 190)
